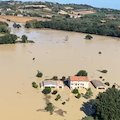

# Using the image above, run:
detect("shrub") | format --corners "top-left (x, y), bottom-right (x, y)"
top-left (36, 71), bottom-right (43, 77)
top-left (32, 82), bottom-right (38, 88)
top-left (42, 87), bottom-right (51, 94)
top-left (52, 76), bottom-right (58, 80)
top-left (105, 82), bottom-right (110, 86)
top-left (76, 93), bottom-right (81, 99)
top-left (72, 88), bottom-right (78, 94)
top-left (45, 102), bottom-right (54, 115)
top-left (52, 90), bottom-right (57, 95)
top-left (55, 94), bottom-right (61, 101)
top-left (76, 70), bottom-right (88, 76)
top-left (85, 35), bottom-right (93, 40)
top-left (101, 70), bottom-right (108, 73)
top-left (62, 102), bottom-right (66, 105)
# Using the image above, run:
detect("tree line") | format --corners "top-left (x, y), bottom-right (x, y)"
top-left (0, 34), bottom-right (17, 44)
top-left (25, 18), bottom-right (120, 38)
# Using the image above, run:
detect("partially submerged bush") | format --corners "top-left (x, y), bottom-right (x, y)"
top-left (52, 90), bottom-right (57, 95)
top-left (72, 88), bottom-right (78, 94)
top-left (105, 82), bottom-right (110, 86)
top-left (36, 71), bottom-right (43, 77)
top-left (52, 76), bottom-right (58, 80)
top-left (32, 82), bottom-right (38, 88)
top-left (101, 70), bottom-right (108, 73)
top-left (98, 51), bottom-right (102, 54)
top-left (42, 87), bottom-right (51, 94)
top-left (76, 93), bottom-right (81, 99)
top-left (62, 102), bottom-right (66, 105)
top-left (55, 94), bottom-right (61, 101)
top-left (85, 35), bottom-right (93, 40)
top-left (99, 76), bottom-right (103, 79)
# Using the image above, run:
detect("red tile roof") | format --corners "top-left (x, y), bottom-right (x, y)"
top-left (70, 76), bottom-right (89, 82)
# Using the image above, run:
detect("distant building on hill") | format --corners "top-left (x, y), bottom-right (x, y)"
top-left (68, 76), bottom-right (89, 89)
top-left (70, 14), bottom-right (82, 18)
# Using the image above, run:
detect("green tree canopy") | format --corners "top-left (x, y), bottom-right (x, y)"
top-left (72, 88), bottom-right (79, 94)
top-left (42, 87), bottom-right (51, 94)
top-left (93, 88), bottom-right (120, 120)
top-left (76, 70), bottom-right (88, 76)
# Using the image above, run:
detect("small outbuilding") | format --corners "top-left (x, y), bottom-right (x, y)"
top-left (91, 80), bottom-right (106, 89)
top-left (40, 80), bottom-right (64, 89)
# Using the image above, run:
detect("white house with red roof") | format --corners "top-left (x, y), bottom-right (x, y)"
top-left (68, 76), bottom-right (89, 89)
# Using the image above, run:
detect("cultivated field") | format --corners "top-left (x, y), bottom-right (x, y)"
top-left (73, 10), bottom-right (95, 15)
top-left (0, 15), bottom-right (49, 23)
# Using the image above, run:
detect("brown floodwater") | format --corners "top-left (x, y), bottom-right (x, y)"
top-left (1, 22), bottom-right (120, 120)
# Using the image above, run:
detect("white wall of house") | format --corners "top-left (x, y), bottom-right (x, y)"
top-left (70, 81), bottom-right (89, 89)
top-left (68, 77), bottom-right (89, 89)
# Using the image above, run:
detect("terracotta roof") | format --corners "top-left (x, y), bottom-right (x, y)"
top-left (70, 76), bottom-right (89, 82)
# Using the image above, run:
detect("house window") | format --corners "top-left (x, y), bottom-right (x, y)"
top-left (80, 83), bottom-right (84, 85)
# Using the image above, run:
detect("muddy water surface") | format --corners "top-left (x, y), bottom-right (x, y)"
top-left (0, 23), bottom-right (120, 120)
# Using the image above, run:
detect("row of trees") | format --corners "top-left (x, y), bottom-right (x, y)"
top-left (25, 18), bottom-right (120, 38)
top-left (0, 34), bottom-right (17, 44)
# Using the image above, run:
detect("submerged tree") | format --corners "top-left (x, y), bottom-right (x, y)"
top-left (85, 88), bottom-right (93, 99)
top-left (45, 102), bottom-right (54, 115)
top-left (21, 35), bottom-right (28, 43)
top-left (36, 71), bottom-right (43, 77)
top-left (85, 35), bottom-right (93, 40)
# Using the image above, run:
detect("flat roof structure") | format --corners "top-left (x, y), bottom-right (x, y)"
top-left (91, 80), bottom-right (106, 89)
top-left (40, 80), bottom-right (64, 88)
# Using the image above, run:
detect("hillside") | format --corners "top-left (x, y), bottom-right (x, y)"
top-left (0, 1), bottom-right (120, 20)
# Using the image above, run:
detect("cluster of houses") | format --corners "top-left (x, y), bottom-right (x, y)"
top-left (40, 76), bottom-right (106, 90)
